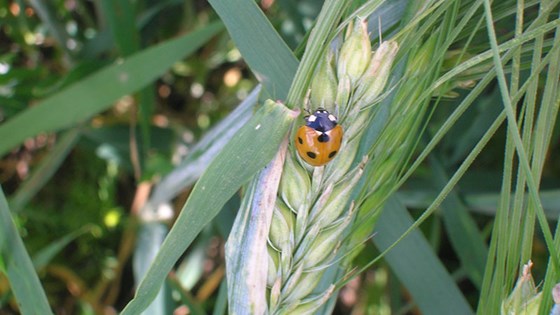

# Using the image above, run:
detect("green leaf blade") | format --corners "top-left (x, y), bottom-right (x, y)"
top-left (99, 0), bottom-right (140, 56)
top-left (374, 197), bottom-right (474, 315)
top-left (121, 100), bottom-right (297, 314)
top-left (0, 22), bottom-right (223, 157)
top-left (0, 186), bottom-right (53, 315)
top-left (209, 0), bottom-right (298, 99)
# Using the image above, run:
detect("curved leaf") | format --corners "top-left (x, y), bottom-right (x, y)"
top-left (0, 186), bottom-right (53, 314)
top-left (121, 100), bottom-right (298, 314)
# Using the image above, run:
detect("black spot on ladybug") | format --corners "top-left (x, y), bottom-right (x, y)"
top-left (328, 151), bottom-right (337, 158)
top-left (298, 137), bottom-right (303, 144)
top-left (318, 133), bottom-right (330, 143)
top-left (306, 152), bottom-right (317, 159)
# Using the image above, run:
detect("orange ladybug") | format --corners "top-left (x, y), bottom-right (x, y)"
top-left (295, 108), bottom-right (343, 166)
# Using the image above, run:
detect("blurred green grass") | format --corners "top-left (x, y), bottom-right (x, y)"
top-left (0, 0), bottom-right (559, 314)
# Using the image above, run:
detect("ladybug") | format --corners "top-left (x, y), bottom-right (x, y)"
top-left (295, 108), bottom-right (343, 166)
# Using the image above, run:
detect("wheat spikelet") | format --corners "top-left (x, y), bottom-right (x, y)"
top-left (267, 19), bottom-right (399, 314)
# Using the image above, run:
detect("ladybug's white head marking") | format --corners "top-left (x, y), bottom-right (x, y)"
top-left (328, 114), bottom-right (337, 122)
top-left (308, 114), bottom-right (317, 122)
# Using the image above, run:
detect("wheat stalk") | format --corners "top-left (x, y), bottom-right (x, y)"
top-left (266, 19), bottom-right (399, 314)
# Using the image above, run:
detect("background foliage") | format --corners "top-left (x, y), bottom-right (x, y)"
top-left (0, 0), bottom-right (559, 314)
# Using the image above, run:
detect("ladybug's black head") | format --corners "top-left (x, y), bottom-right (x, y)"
top-left (305, 109), bottom-right (338, 132)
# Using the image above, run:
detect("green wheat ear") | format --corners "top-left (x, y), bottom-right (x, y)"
top-left (501, 261), bottom-right (542, 315)
top-left (265, 18), bottom-right (399, 314)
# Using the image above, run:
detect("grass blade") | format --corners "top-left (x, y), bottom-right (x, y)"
top-left (483, 0), bottom-right (559, 279)
top-left (148, 86), bottom-right (260, 206)
top-left (213, 279), bottom-right (228, 315)
top-left (99, 0), bottom-right (154, 163)
top-left (430, 155), bottom-right (487, 289)
top-left (374, 197), bottom-right (474, 315)
top-left (32, 225), bottom-right (93, 270)
top-left (9, 128), bottom-right (80, 213)
top-left (121, 100), bottom-right (297, 314)
top-left (133, 222), bottom-right (171, 315)
top-left (0, 22), bottom-right (223, 157)
top-left (0, 186), bottom-right (52, 314)
top-left (99, 0), bottom-right (140, 56)
top-left (208, 0), bottom-right (298, 99)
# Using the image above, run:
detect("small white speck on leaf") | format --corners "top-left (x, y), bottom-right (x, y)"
top-left (119, 72), bottom-right (129, 83)
top-left (255, 124), bottom-right (261, 130)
